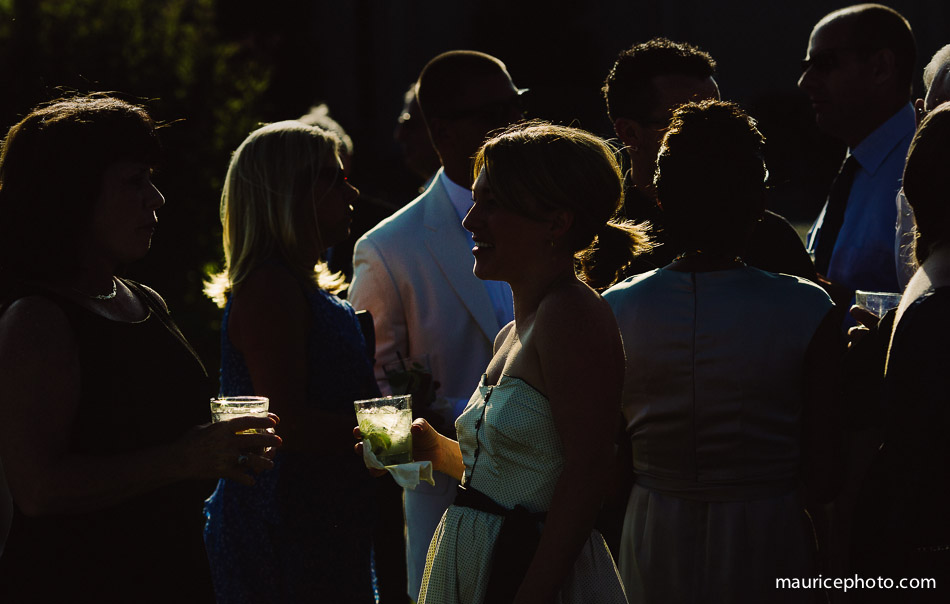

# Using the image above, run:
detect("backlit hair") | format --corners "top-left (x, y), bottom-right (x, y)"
top-left (204, 120), bottom-right (345, 307)
top-left (0, 93), bottom-right (159, 281)
top-left (655, 100), bottom-right (766, 256)
top-left (923, 44), bottom-right (950, 91)
top-left (472, 120), bottom-right (651, 286)
top-left (603, 37), bottom-right (716, 123)
top-left (902, 102), bottom-right (950, 265)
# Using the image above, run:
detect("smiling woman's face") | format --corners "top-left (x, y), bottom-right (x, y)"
top-left (462, 168), bottom-right (553, 283)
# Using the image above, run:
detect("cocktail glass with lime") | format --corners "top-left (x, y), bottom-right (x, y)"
top-left (210, 396), bottom-right (270, 432)
top-left (355, 395), bottom-right (413, 465)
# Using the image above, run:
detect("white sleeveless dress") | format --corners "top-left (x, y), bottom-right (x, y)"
top-left (605, 267), bottom-right (833, 604)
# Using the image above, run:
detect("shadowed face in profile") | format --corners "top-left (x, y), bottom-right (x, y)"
top-left (798, 16), bottom-right (878, 140)
top-left (431, 71), bottom-right (524, 187)
top-left (633, 74), bottom-right (720, 191)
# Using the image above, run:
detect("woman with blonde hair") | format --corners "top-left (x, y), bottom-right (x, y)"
top-left (360, 120), bottom-right (646, 604)
top-left (204, 120), bottom-right (379, 603)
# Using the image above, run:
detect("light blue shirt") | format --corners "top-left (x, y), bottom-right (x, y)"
top-left (806, 103), bottom-right (916, 294)
top-left (440, 171), bottom-right (515, 331)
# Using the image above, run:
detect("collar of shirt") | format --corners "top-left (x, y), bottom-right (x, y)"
top-left (850, 103), bottom-right (916, 175)
top-left (437, 171), bottom-right (515, 330)
top-left (827, 103), bottom-right (916, 295)
top-left (440, 170), bottom-right (475, 223)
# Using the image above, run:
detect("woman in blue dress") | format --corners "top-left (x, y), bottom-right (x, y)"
top-left (204, 121), bottom-right (379, 603)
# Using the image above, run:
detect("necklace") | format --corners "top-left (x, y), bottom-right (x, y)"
top-left (672, 250), bottom-right (746, 265)
top-left (71, 278), bottom-right (118, 300)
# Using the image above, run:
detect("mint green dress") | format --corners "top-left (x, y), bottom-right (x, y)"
top-left (418, 374), bottom-right (628, 604)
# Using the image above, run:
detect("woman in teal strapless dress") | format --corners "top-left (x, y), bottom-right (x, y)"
top-left (360, 121), bottom-right (649, 604)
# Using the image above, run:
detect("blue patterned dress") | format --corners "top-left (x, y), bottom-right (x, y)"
top-left (203, 278), bottom-right (379, 604)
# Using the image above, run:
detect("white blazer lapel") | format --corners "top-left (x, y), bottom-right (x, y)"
top-left (423, 179), bottom-right (499, 343)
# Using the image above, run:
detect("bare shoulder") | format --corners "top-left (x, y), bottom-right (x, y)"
top-left (0, 295), bottom-right (77, 363)
top-left (531, 280), bottom-right (624, 429)
top-left (0, 295), bottom-right (70, 334)
top-left (493, 320), bottom-right (515, 353)
top-left (535, 280), bottom-right (620, 344)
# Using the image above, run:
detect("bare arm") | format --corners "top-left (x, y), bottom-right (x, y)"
top-left (514, 289), bottom-right (625, 604)
top-left (229, 264), bottom-right (354, 456)
top-left (410, 418), bottom-right (465, 480)
top-left (0, 297), bottom-right (277, 516)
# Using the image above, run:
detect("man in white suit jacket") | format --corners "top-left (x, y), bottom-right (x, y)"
top-left (349, 50), bottom-right (524, 601)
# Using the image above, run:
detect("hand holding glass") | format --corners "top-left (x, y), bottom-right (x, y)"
top-left (355, 395), bottom-right (413, 465)
top-left (210, 396), bottom-right (276, 456)
top-left (210, 396), bottom-right (270, 431)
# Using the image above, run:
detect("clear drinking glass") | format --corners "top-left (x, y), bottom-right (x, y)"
top-left (854, 290), bottom-right (901, 317)
top-left (210, 396), bottom-right (270, 434)
top-left (354, 395), bottom-right (413, 465)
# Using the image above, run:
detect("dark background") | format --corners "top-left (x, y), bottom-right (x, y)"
top-left (1, 0), bottom-right (946, 373)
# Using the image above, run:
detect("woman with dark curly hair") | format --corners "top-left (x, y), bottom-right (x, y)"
top-left (604, 100), bottom-right (840, 603)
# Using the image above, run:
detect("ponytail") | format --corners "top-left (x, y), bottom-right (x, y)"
top-left (577, 219), bottom-right (653, 291)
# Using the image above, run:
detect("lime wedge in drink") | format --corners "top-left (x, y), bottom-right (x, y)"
top-left (367, 432), bottom-right (392, 456)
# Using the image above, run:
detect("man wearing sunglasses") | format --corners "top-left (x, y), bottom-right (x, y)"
top-left (798, 3), bottom-right (916, 306)
top-left (349, 50), bottom-right (523, 603)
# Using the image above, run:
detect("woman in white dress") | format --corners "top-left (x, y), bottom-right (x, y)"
top-left (604, 101), bottom-right (841, 603)
top-left (359, 121), bottom-right (649, 604)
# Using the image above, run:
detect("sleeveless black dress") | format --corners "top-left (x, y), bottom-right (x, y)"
top-left (0, 280), bottom-right (216, 603)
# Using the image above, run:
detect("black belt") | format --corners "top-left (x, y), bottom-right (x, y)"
top-left (454, 485), bottom-right (546, 604)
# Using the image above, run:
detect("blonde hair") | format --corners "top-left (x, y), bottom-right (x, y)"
top-left (205, 120), bottom-right (346, 307)
top-left (473, 120), bottom-right (651, 288)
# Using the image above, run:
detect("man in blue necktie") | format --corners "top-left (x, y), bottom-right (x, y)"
top-left (798, 3), bottom-right (916, 305)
